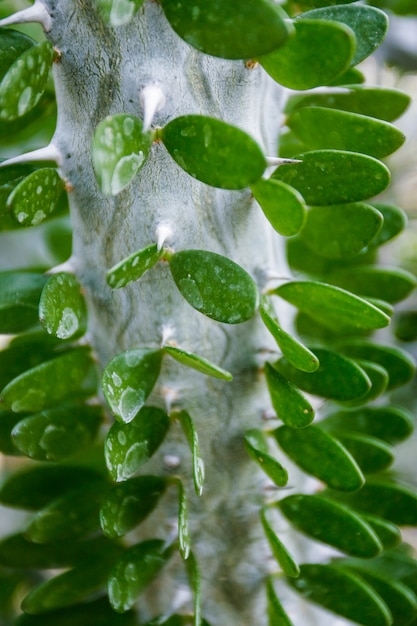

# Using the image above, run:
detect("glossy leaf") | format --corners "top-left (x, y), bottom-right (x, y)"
top-left (261, 508), bottom-right (299, 578)
top-left (272, 150), bottom-right (390, 205)
top-left (279, 494), bottom-right (382, 557)
top-left (7, 168), bottom-right (64, 227)
top-left (300, 203), bottom-right (383, 260)
top-left (107, 244), bottom-right (163, 288)
top-left (161, 116), bottom-right (266, 189)
top-left (331, 432), bottom-right (394, 474)
top-left (289, 564), bottom-right (392, 626)
top-left (164, 345), bottom-right (232, 380)
top-left (102, 348), bottom-right (162, 423)
top-left (359, 515), bottom-right (401, 550)
top-left (265, 362), bottom-right (314, 429)
top-left (11, 404), bottom-right (102, 461)
top-left (177, 410), bottom-right (205, 496)
top-left (0, 41), bottom-right (53, 121)
top-left (92, 114), bottom-right (151, 195)
top-left (274, 425), bottom-right (364, 491)
top-left (251, 178), bottom-right (306, 237)
top-left (0, 271), bottom-right (47, 333)
top-left (329, 265), bottom-right (417, 303)
top-left (169, 250), bottom-right (258, 324)
top-left (259, 20), bottom-right (354, 90)
top-left (0, 29), bottom-right (34, 81)
top-left (0, 331), bottom-right (60, 391)
top-left (160, 0), bottom-right (291, 60)
top-left (260, 297), bottom-right (319, 373)
top-left (178, 480), bottom-right (191, 560)
top-left (105, 405), bottom-right (170, 482)
top-left (370, 203), bottom-right (407, 246)
top-left (244, 429), bottom-right (288, 487)
top-left (15, 597), bottom-right (135, 626)
top-left (186, 551), bottom-right (201, 626)
top-left (108, 540), bottom-right (172, 612)
top-left (329, 67), bottom-right (365, 86)
top-left (100, 476), bottom-right (167, 538)
top-left (96, 0), bottom-right (145, 26)
top-left (273, 281), bottom-right (390, 333)
top-left (266, 577), bottom-right (294, 626)
top-left (0, 348), bottom-right (94, 413)
top-left (39, 272), bottom-right (87, 339)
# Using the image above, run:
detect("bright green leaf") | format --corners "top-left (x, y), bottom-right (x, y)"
top-left (261, 508), bottom-right (299, 578)
top-left (39, 272), bottom-right (87, 340)
top-left (265, 362), bottom-right (314, 429)
top-left (0, 271), bottom-right (47, 333)
top-left (178, 480), bottom-right (191, 560)
top-left (106, 243), bottom-right (163, 288)
top-left (7, 168), bottom-right (64, 227)
top-left (329, 265), bottom-right (417, 303)
top-left (244, 429), bottom-right (288, 487)
top-left (332, 432), bottom-right (394, 474)
top-left (176, 410), bottom-right (205, 496)
top-left (344, 360), bottom-right (389, 405)
top-left (96, 0), bottom-right (145, 26)
top-left (164, 345), bottom-right (232, 380)
top-left (360, 515), bottom-right (401, 551)
top-left (370, 203), bottom-right (407, 246)
top-left (251, 178), bottom-right (306, 237)
top-left (328, 66), bottom-right (365, 86)
top-left (266, 577), bottom-right (294, 626)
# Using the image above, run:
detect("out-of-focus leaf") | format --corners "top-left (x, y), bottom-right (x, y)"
top-left (176, 410), bottom-right (205, 496)
top-left (244, 429), bottom-right (288, 487)
top-left (96, 0), bottom-right (145, 27)
top-left (0, 271), bottom-right (47, 333)
top-left (261, 508), bottom-right (299, 578)
top-left (164, 345), bottom-right (232, 380)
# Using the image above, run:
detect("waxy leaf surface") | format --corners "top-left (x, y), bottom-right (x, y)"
top-left (261, 509), bottom-right (299, 578)
top-left (319, 406), bottom-right (414, 444)
top-left (251, 178), bottom-right (306, 237)
top-left (0, 271), bottom-right (47, 333)
top-left (177, 410), bottom-right (205, 496)
top-left (107, 244), bottom-right (163, 288)
top-left (8, 168), bottom-right (64, 227)
top-left (164, 345), bottom-right (232, 380)
top-left (0, 29), bottom-right (34, 81)
top-left (244, 429), bottom-right (288, 487)
top-left (265, 362), bottom-right (314, 429)
top-left (39, 272), bottom-right (87, 340)
top-left (97, 0), bottom-right (145, 26)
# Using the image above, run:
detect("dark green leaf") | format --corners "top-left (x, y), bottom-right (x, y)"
top-left (370, 203), bottom-right (407, 246)
top-left (319, 406), bottom-right (414, 444)
top-left (169, 249), bottom-right (258, 324)
top-left (102, 348), bottom-right (162, 423)
top-left (107, 243), bottom-right (163, 288)
top-left (39, 272), bottom-right (87, 339)
top-left (105, 405), bottom-right (170, 482)
top-left (347, 549), bottom-right (417, 596)
top-left (395, 310), bottom-right (417, 342)
top-left (329, 265), bottom-right (417, 303)
top-left (0, 29), bottom-right (34, 82)
top-left (186, 551), bottom-right (201, 626)
top-left (0, 409), bottom-right (22, 455)
top-left (16, 597), bottom-right (135, 626)
top-left (274, 425), bottom-right (364, 491)
top-left (161, 116), bottom-right (266, 189)
top-left (96, 0), bottom-right (145, 26)
top-left (7, 168), bottom-right (64, 227)
top-left (178, 480), bottom-right (191, 560)
top-left (344, 359), bottom-right (388, 405)
top-left (164, 345), bottom-right (232, 380)
top-left (266, 577), bottom-right (294, 626)
top-left (261, 508), bottom-right (299, 578)
top-left (265, 362), bottom-right (314, 429)
top-left (259, 20), bottom-right (354, 90)
top-left (244, 429), bottom-right (288, 487)
top-left (328, 432), bottom-right (394, 474)
top-left (176, 410), bottom-right (205, 496)
top-left (0, 271), bottom-right (47, 333)
top-left (251, 178), bottom-right (306, 237)
top-left (160, 0), bottom-right (292, 59)
top-left (272, 150), bottom-right (390, 205)
top-left (358, 515), bottom-right (401, 550)
top-left (0, 331), bottom-right (60, 391)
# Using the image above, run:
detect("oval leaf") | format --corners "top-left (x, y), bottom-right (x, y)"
top-left (251, 178), bottom-right (306, 237)
top-left (97, 0), bottom-right (145, 26)
top-left (39, 272), bottom-right (87, 340)
top-left (371, 203), bottom-right (407, 246)
top-left (176, 410), bottom-right (205, 497)
top-left (0, 271), bottom-right (47, 333)
top-left (107, 243), bottom-right (163, 288)
top-left (265, 362), bottom-right (314, 429)
top-left (178, 480), bottom-right (191, 560)
top-left (261, 508), bottom-right (299, 578)
top-left (0, 29), bottom-right (34, 81)
top-left (330, 432), bottom-right (394, 474)
top-left (8, 168), bottom-right (64, 227)
top-left (169, 249), bottom-right (258, 324)
top-left (329, 265), bottom-right (417, 304)
top-left (164, 345), bottom-right (232, 380)
top-left (160, 116), bottom-right (266, 189)
top-left (244, 429), bottom-right (288, 487)
top-left (360, 515), bottom-right (401, 551)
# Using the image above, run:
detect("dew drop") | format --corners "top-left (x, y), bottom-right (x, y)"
top-left (18, 86), bottom-right (32, 116)
top-left (56, 307), bottom-right (79, 339)
top-left (111, 153), bottom-right (144, 195)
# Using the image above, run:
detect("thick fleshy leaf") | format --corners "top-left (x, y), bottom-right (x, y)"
top-left (330, 432), bottom-right (394, 474)
top-left (0, 348), bottom-right (94, 413)
top-left (0, 409), bottom-right (22, 455)
top-left (160, 0), bottom-right (291, 60)
top-left (300, 5), bottom-right (388, 66)
top-left (370, 203), bottom-right (407, 246)
top-left (105, 405), bottom-right (170, 482)
top-left (100, 476), bottom-right (167, 539)
top-left (265, 362), bottom-right (314, 429)
top-left (176, 410), bottom-right (205, 496)
top-left (272, 150), bottom-right (390, 205)
top-left (329, 67), bottom-right (365, 86)
top-left (7, 168), bottom-right (64, 227)
top-left (11, 404), bottom-right (102, 461)
top-left (169, 250), bottom-right (258, 324)
top-left (273, 281), bottom-right (390, 333)
top-left (0, 29), bottom-right (34, 81)
top-left (279, 494), bottom-right (382, 557)
top-left (160, 116), bottom-right (266, 189)
top-left (186, 551), bottom-right (201, 626)
top-left (102, 348), bottom-right (162, 423)
top-left (344, 360), bottom-right (388, 405)
top-left (261, 508), bottom-right (299, 578)
top-left (274, 425), bottom-right (364, 491)
top-left (244, 429), bottom-right (288, 487)
top-left (260, 297), bottom-right (319, 373)
top-left (108, 540), bottom-right (173, 612)
top-left (0, 41), bottom-right (53, 121)
top-left (259, 20), bottom-right (354, 90)
top-left (0, 331), bottom-right (60, 391)
top-left (273, 349), bottom-right (371, 401)
top-left (96, 0), bottom-right (145, 26)
top-left (266, 577), bottom-right (294, 626)
top-left (343, 550), bottom-right (417, 596)
top-left (361, 515), bottom-right (401, 550)
top-left (289, 564), bottom-right (392, 626)
top-left (0, 271), bottom-right (47, 333)
top-left (106, 244), bottom-right (163, 288)
top-left (251, 178), bottom-right (306, 237)
top-left (178, 480), bottom-right (191, 560)
top-left (92, 114), bottom-right (151, 196)
top-left (164, 345), bottom-right (232, 380)
top-left (300, 203), bottom-right (383, 259)
top-left (329, 265), bottom-right (417, 304)
top-left (39, 272), bottom-right (87, 340)
top-left (16, 597), bottom-right (135, 626)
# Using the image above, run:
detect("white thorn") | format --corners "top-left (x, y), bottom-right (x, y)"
top-left (161, 324), bottom-right (176, 346)
top-left (266, 157), bottom-right (302, 167)
top-left (163, 454), bottom-right (181, 470)
top-left (156, 221), bottom-right (173, 251)
top-left (0, 0), bottom-right (52, 31)
top-left (0, 144), bottom-right (63, 168)
top-left (162, 386), bottom-right (180, 413)
top-left (140, 85), bottom-right (166, 133)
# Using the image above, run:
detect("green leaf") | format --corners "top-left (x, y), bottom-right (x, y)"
top-left (344, 549), bottom-right (417, 596)
top-left (100, 476), bottom-right (167, 538)
top-left (39, 272), bottom-right (87, 340)
top-left (0, 41), bottom-right (53, 120)
top-left (11, 404), bottom-right (102, 461)
top-left (360, 515), bottom-right (401, 550)
top-left (329, 265), bottom-right (417, 303)
top-left (160, 0), bottom-right (292, 60)
top-left (108, 540), bottom-right (172, 612)
top-left (272, 150), bottom-right (390, 205)
top-left (274, 425), bottom-right (364, 491)
top-left (259, 20), bottom-right (355, 90)
top-left (251, 178), bottom-right (306, 237)
top-left (106, 243), bottom-right (163, 288)
top-left (0, 29), bottom-right (34, 81)
top-left (96, 0), bottom-right (145, 26)
top-left (370, 203), bottom-right (407, 246)
top-left (272, 281), bottom-right (390, 333)
top-left (395, 310), bottom-right (417, 342)
top-left (279, 494), bottom-right (382, 557)
top-left (102, 348), bottom-right (162, 423)
top-left (300, 5), bottom-right (388, 66)
top-left (15, 597), bottom-right (136, 626)
top-left (299, 203), bottom-right (383, 260)
top-left (344, 359), bottom-right (388, 405)
top-left (0, 331), bottom-right (60, 391)
top-left (105, 405), bottom-right (170, 482)
top-left (0, 271), bottom-right (47, 333)
top-left (178, 480), bottom-right (191, 560)
top-left (7, 168), bottom-right (64, 227)
top-left (164, 345), bottom-right (232, 380)
top-left (186, 551), bottom-right (201, 626)
top-left (265, 362), bottom-right (314, 429)
top-left (261, 508), bottom-right (299, 578)
top-left (328, 67), bottom-right (365, 86)
top-left (289, 564), bottom-right (392, 626)
top-left (273, 349), bottom-right (371, 401)
top-left (169, 249), bottom-right (258, 324)
top-left (176, 410), bottom-right (205, 496)
top-left (0, 347), bottom-right (94, 413)
top-left (160, 115), bottom-right (266, 189)
top-left (92, 114), bottom-right (151, 196)
top-left (329, 432), bottom-right (394, 474)
top-left (0, 409), bottom-right (22, 455)
top-left (244, 429), bottom-right (288, 487)
top-left (266, 577), bottom-right (294, 626)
